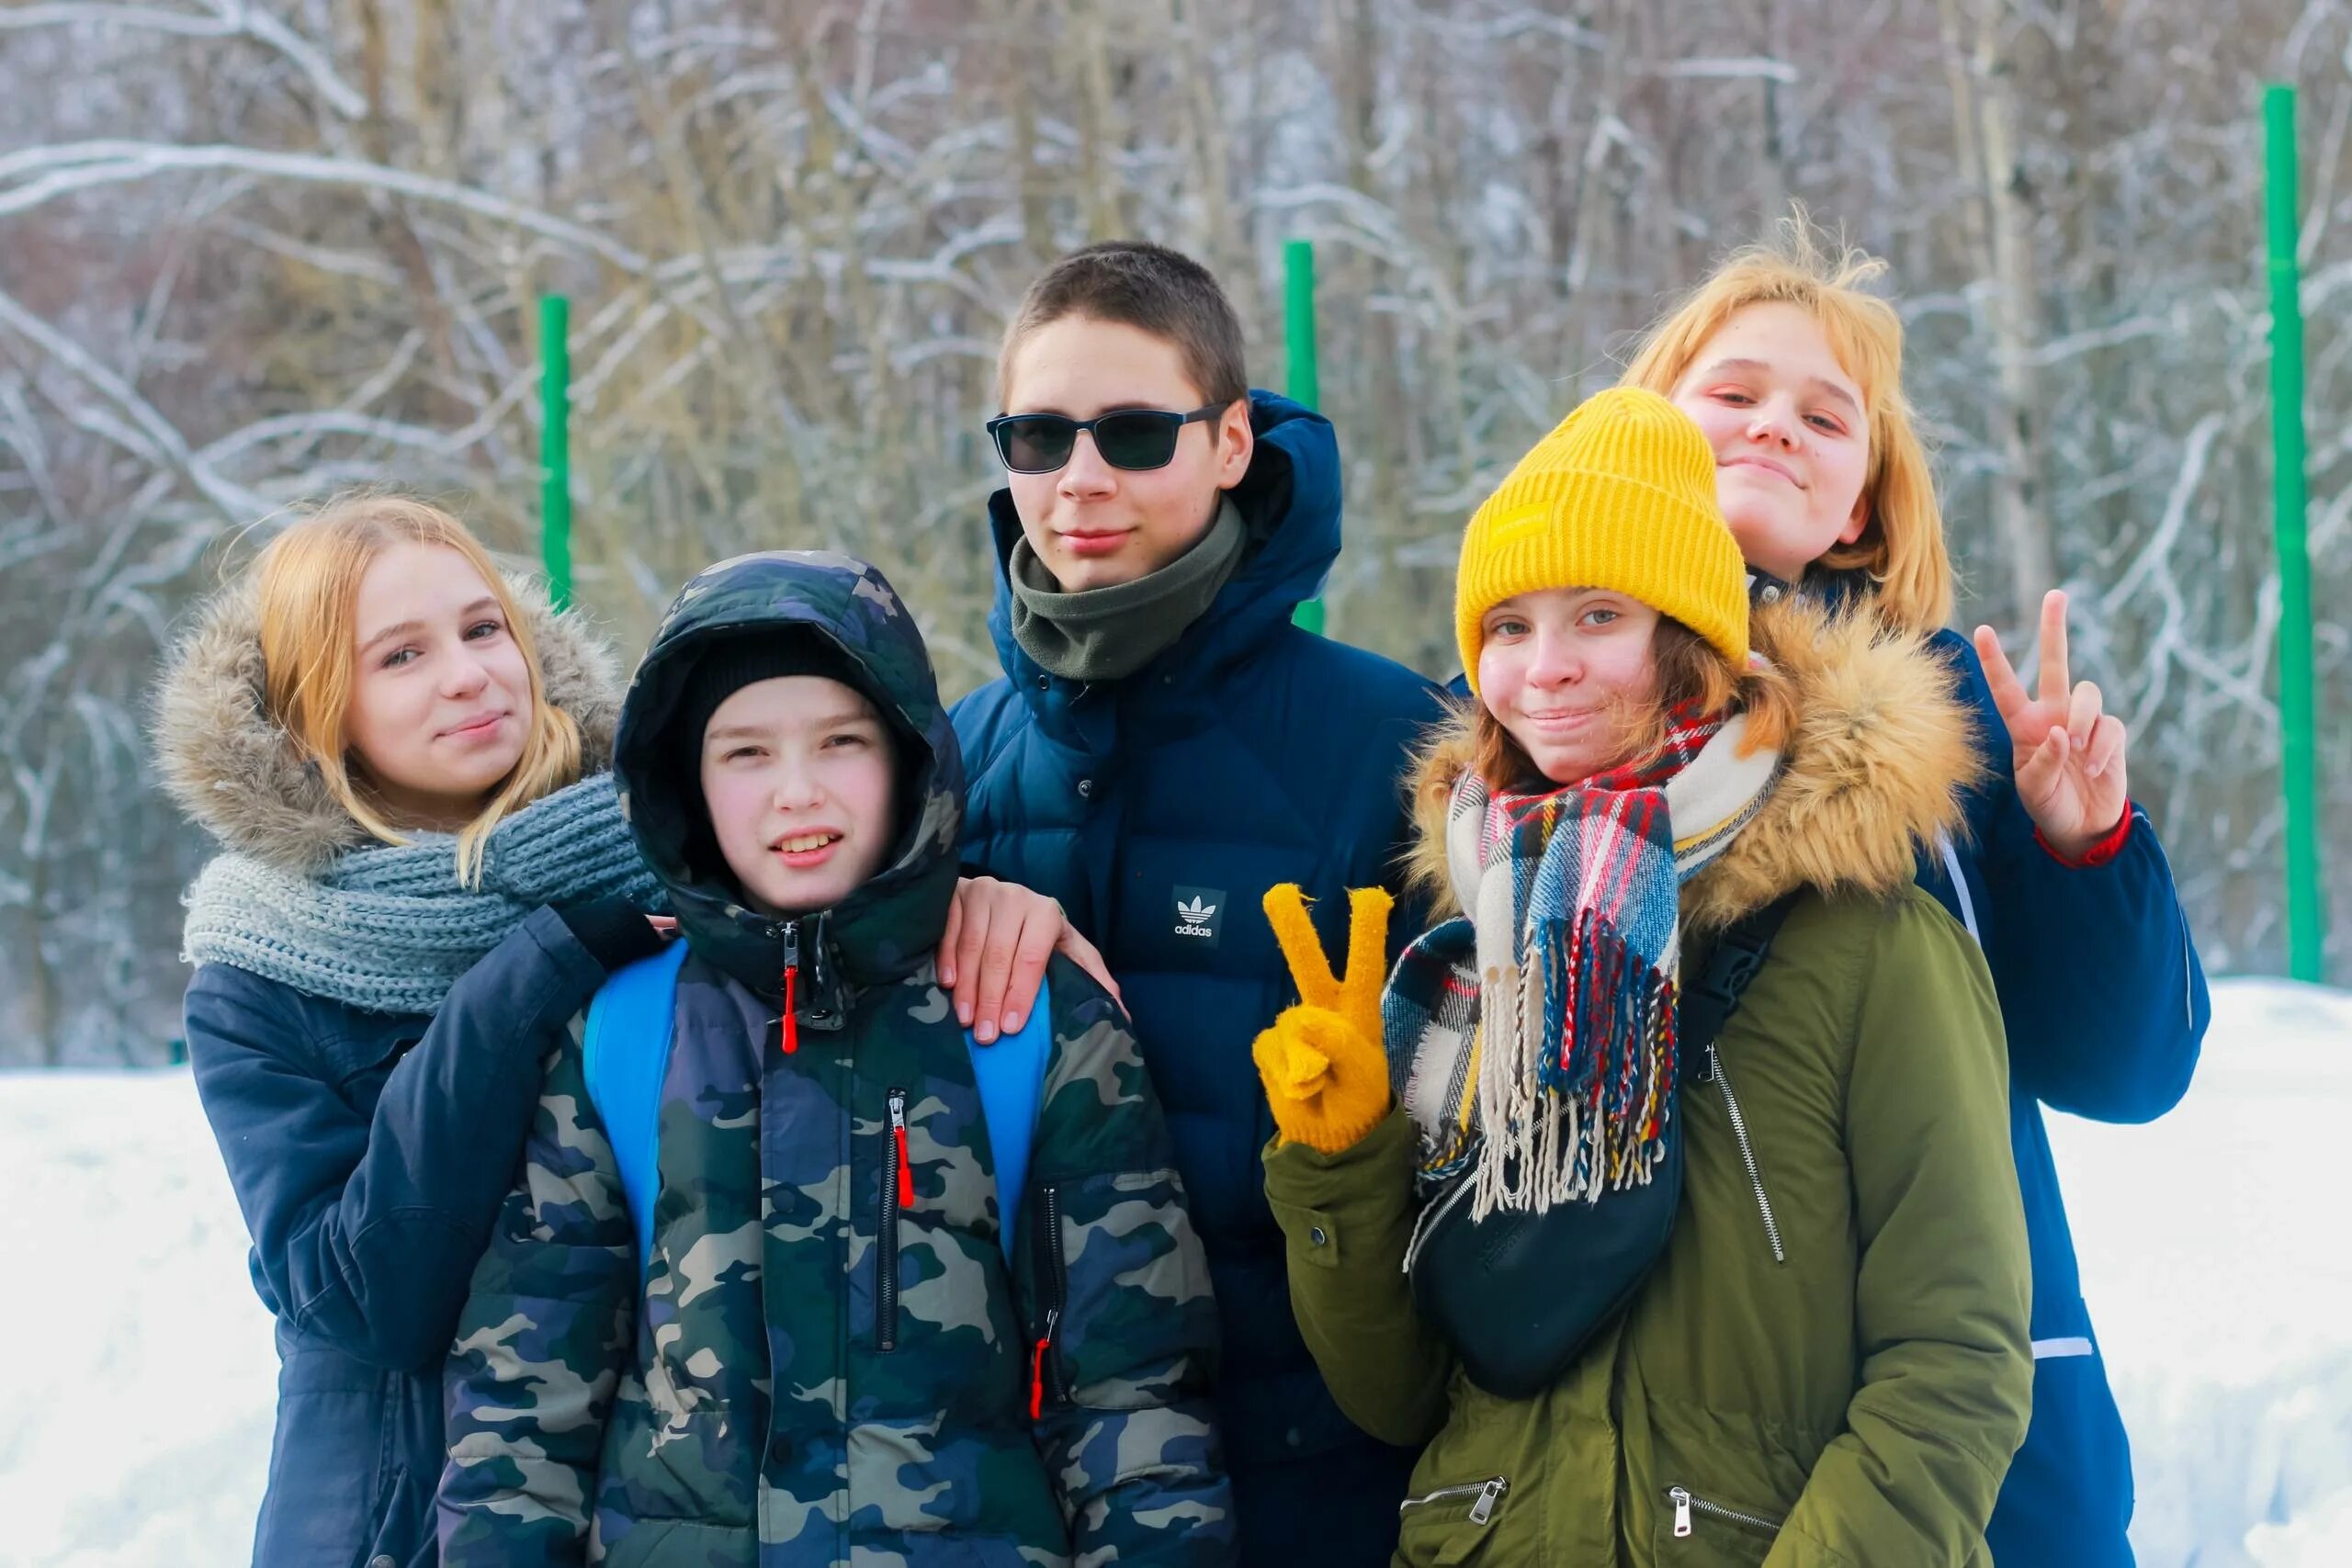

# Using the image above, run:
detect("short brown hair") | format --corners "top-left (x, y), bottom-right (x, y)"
top-left (998, 241), bottom-right (1250, 412)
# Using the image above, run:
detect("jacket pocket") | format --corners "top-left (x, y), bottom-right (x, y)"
top-left (1657, 1483), bottom-right (1782, 1564)
top-left (1023, 1166), bottom-right (1215, 1415)
top-left (254, 1356), bottom-right (407, 1567)
top-left (599, 1398), bottom-right (753, 1531)
top-left (351, 1466), bottom-right (428, 1568)
top-left (1023, 1180), bottom-right (1072, 1416)
top-left (598, 1515), bottom-right (756, 1568)
top-left (318, 1030), bottom-right (422, 1114)
top-left (1395, 1475), bottom-right (1509, 1566)
top-left (1692, 1043), bottom-right (1786, 1265)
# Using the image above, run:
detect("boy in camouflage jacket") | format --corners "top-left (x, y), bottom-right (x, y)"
top-left (437, 550), bottom-right (1232, 1567)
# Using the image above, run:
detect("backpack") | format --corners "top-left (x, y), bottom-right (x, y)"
top-left (581, 942), bottom-right (1050, 1277)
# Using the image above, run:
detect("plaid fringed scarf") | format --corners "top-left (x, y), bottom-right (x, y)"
top-left (1385, 704), bottom-right (1781, 1218)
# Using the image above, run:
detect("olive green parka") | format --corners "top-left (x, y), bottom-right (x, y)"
top-left (1264, 604), bottom-right (2034, 1568)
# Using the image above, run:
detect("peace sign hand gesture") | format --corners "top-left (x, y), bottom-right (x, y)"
top-left (1252, 885), bottom-right (1396, 1155)
top-left (1974, 590), bottom-right (2131, 863)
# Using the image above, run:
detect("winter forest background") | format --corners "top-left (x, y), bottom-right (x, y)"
top-left (2, 0), bottom-right (2347, 1065)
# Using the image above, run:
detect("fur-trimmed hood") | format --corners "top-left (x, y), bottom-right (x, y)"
top-left (153, 570), bottom-right (625, 875)
top-left (1408, 598), bottom-right (1982, 934)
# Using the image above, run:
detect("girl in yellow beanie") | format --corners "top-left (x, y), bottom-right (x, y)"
top-left (1251, 385), bottom-right (2033, 1565)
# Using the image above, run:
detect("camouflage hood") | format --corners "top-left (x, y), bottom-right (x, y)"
top-left (447, 555), bottom-right (1232, 1566)
top-left (614, 550), bottom-right (964, 996)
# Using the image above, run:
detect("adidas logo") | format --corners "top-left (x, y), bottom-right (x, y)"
top-left (1171, 887), bottom-right (1225, 945)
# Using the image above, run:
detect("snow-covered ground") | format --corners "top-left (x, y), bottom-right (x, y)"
top-left (0, 1060), bottom-right (277, 1565)
top-left (1, 978), bottom-right (2346, 1564)
top-left (2048, 978), bottom-right (2352, 1568)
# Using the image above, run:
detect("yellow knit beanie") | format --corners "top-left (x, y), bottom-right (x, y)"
top-left (1456, 387), bottom-right (1747, 693)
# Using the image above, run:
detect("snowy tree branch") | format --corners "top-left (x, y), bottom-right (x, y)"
top-left (0, 3), bottom-right (367, 118)
top-left (0, 143), bottom-right (649, 273)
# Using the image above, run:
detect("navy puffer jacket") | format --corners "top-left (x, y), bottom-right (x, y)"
top-left (1911, 622), bottom-right (2208, 1568)
top-left (954, 393), bottom-right (1445, 1563)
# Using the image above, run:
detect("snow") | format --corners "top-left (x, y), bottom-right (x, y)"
top-left (0, 1067), bottom-right (277, 1567)
top-left (0, 979), bottom-right (2346, 1565)
top-left (2048, 979), bottom-right (2352, 1568)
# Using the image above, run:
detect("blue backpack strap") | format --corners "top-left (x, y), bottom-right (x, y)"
top-left (966, 978), bottom-right (1050, 1267)
top-left (582, 941), bottom-right (689, 1276)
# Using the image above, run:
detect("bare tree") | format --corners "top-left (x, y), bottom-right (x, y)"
top-left (0, 0), bottom-right (2345, 1062)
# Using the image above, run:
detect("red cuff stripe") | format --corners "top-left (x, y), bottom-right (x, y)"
top-left (2038, 804), bottom-right (2135, 869)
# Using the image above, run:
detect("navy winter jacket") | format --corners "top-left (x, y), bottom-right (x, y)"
top-left (1914, 626), bottom-right (2209, 1568)
top-left (184, 909), bottom-right (615, 1567)
top-left (953, 393), bottom-right (1447, 1564)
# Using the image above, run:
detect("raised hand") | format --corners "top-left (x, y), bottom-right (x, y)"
top-left (1252, 885), bottom-right (1395, 1154)
top-left (1974, 589), bottom-right (2130, 862)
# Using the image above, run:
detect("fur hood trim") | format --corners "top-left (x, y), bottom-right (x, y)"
top-left (152, 570), bottom-right (624, 874)
top-left (1407, 599), bottom-right (1981, 933)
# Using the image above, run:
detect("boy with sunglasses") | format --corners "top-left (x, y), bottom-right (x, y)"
top-left (954, 241), bottom-right (1444, 1567)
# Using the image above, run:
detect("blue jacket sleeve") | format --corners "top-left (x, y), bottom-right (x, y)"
top-left (1938, 633), bottom-right (2210, 1123)
top-left (183, 906), bottom-right (612, 1370)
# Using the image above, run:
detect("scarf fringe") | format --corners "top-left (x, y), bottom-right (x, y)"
top-left (1391, 708), bottom-right (1780, 1217)
top-left (1472, 911), bottom-right (1680, 1218)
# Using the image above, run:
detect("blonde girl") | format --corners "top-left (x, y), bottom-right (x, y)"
top-left (1621, 220), bottom-right (2209, 1568)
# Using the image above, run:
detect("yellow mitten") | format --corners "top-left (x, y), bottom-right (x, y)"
top-left (1252, 885), bottom-right (1394, 1154)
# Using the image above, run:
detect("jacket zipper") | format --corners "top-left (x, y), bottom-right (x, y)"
top-left (1400, 1166), bottom-right (1475, 1276)
top-left (1028, 1307), bottom-right (1058, 1420)
top-left (1398, 1476), bottom-right (1509, 1525)
top-left (777, 920), bottom-right (800, 1055)
top-left (1028, 1184), bottom-right (1069, 1417)
top-left (1668, 1485), bottom-right (1783, 1538)
top-left (1703, 1043), bottom-right (1785, 1264)
top-left (878, 1087), bottom-right (907, 1351)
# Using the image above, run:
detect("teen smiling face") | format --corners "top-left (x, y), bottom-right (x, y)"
top-left (344, 541), bottom-right (533, 829)
top-left (1476, 587), bottom-right (1663, 785)
top-left (998, 314), bottom-right (1253, 591)
top-left (1668, 301), bottom-right (1872, 582)
top-left (699, 675), bottom-right (899, 917)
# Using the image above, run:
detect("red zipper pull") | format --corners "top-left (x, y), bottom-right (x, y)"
top-left (780, 964), bottom-right (798, 1055)
top-left (888, 1091), bottom-right (914, 1209)
top-left (776, 922), bottom-right (801, 1057)
top-left (1029, 1306), bottom-right (1059, 1420)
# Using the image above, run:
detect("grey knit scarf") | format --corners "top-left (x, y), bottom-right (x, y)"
top-left (182, 773), bottom-right (662, 1015)
top-left (1009, 499), bottom-right (1248, 682)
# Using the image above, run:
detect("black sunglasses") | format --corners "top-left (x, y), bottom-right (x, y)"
top-left (986, 403), bottom-right (1228, 475)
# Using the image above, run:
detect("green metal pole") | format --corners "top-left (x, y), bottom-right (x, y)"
top-left (540, 293), bottom-right (573, 608)
top-left (2265, 84), bottom-right (2324, 982)
top-left (1284, 237), bottom-right (1321, 412)
top-left (1284, 240), bottom-right (1326, 635)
